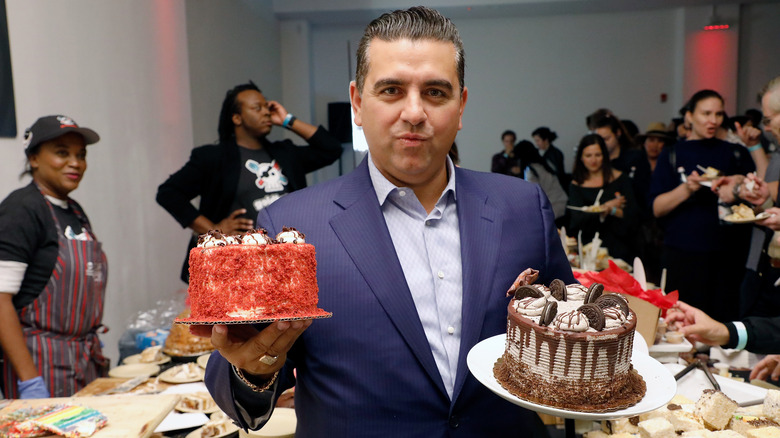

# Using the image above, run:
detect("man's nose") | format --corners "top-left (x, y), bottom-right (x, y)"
top-left (401, 95), bottom-right (427, 126)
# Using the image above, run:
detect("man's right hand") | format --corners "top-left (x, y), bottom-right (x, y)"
top-left (191, 320), bottom-right (311, 379)
top-left (215, 209), bottom-right (254, 235)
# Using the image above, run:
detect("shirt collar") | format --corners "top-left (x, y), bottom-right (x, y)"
top-left (367, 153), bottom-right (457, 206)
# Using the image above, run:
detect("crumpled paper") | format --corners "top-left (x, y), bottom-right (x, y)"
top-left (573, 260), bottom-right (679, 312)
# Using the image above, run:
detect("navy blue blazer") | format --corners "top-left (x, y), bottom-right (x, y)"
top-left (206, 158), bottom-right (575, 437)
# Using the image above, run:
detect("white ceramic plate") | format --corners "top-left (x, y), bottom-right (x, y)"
top-left (186, 422), bottom-right (239, 438)
top-left (107, 363), bottom-right (160, 378)
top-left (467, 334), bottom-right (676, 420)
top-left (159, 363), bottom-right (206, 384)
top-left (175, 392), bottom-right (220, 414)
top-left (566, 205), bottom-right (606, 214)
top-left (122, 353), bottom-right (171, 366)
top-left (723, 211), bottom-right (771, 224)
top-left (197, 353), bottom-right (211, 369)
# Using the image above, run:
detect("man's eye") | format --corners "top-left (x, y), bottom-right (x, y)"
top-left (428, 89), bottom-right (445, 98)
top-left (382, 87), bottom-right (398, 95)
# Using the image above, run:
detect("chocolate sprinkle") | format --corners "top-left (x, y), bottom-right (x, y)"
top-left (628, 416), bottom-right (640, 426)
top-left (595, 293), bottom-right (629, 316)
top-left (577, 303), bottom-right (605, 331)
top-left (514, 285), bottom-right (545, 300)
top-left (667, 403), bottom-right (682, 410)
top-left (539, 301), bottom-right (558, 326)
top-left (585, 283), bottom-right (604, 304)
top-left (550, 279), bottom-right (567, 301)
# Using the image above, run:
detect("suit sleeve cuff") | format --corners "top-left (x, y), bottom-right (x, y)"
top-left (723, 321), bottom-right (747, 350)
top-left (231, 367), bottom-right (277, 429)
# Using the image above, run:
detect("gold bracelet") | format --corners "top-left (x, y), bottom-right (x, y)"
top-left (231, 364), bottom-right (279, 393)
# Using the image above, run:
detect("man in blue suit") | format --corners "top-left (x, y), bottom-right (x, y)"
top-left (199, 6), bottom-right (574, 437)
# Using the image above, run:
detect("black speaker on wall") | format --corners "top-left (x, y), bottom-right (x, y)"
top-left (328, 102), bottom-right (352, 143)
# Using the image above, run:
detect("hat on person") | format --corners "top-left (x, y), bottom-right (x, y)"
top-left (23, 115), bottom-right (100, 155)
top-left (636, 122), bottom-right (673, 144)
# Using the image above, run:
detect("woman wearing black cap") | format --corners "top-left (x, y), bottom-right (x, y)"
top-left (0, 115), bottom-right (108, 398)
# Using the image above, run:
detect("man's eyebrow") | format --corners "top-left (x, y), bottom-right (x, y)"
top-left (424, 79), bottom-right (453, 91)
top-left (372, 78), bottom-right (404, 90)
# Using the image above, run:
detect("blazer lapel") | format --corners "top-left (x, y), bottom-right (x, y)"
top-left (329, 160), bottom-right (447, 396)
top-left (451, 169), bottom-right (501, 402)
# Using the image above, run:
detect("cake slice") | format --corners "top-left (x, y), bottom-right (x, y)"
top-left (729, 415), bottom-right (779, 435)
top-left (746, 427), bottom-right (780, 438)
top-left (696, 390), bottom-right (739, 430)
top-left (681, 431), bottom-right (714, 437)
top-left (639, 417), bottom-right (676, 438)
top-left (602, 417), bottom-right (640, 434)
top-left (765, 390), bottom-right (780, 423)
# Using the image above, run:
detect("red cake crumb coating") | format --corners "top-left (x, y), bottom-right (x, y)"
top-left (186, 243), bottom-right (328, 321)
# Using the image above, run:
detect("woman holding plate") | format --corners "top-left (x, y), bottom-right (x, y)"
top-left (568, 133), bottom-right (639, 264)
top-left (650, 89), bottom-right (757, 321)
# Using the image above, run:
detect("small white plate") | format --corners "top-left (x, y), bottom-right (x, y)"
top-left (186, 422), bottom-right (239, 438)
top-left (122, 353), bottom-right (171, 366)
top-left (159, 363), bottom-right (205, 384)
top-left (724, 211), bottom-right (771, 224)
top-left (107, 363), bottom-right (160, 378)
top-left (197, 353), bottom-right (211, 369)
top-left (566, 205), bottom-right (606, 214)
top-left (467, 334), bottom-right (676, 420)
top-left (175, 392), bottom-right (219, 414)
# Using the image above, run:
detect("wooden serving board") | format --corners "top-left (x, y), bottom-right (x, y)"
top-left (0, 394), bottom-right (180, 438)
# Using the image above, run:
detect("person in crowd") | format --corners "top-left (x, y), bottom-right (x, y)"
top-left (636, 123), bottom-right (675, 284)
top-left (157, 81), bottom-right (343, 283)
top-left (0, 115), bottom-right (109, 398)
top-left (620, 119), bottom-right (639, 142)
top-left (672, 117), bottom-right (689, 142)
top-left (720, 113), bottom-right (769, 178)
top-left (531, 126), bottom-right (568, 190)
top-left (197, 7), bottom-right (574, 437)
top-left (588, 111), bottom-right (651, 217)
top-left (746, 108), bottom-right (775, 153)
top-left (515, 140), bottom-right (568, 222)
top-left (568, 134), bottom-right (639, 263)
top-left (665, 301), bottom-right (780, 381)
top-left (491, 130), bottom-right (522, 177)
top-left (637, 122), bottom-right (672, 172)
top-left (709, 76), bottom-right (780, 318)
top-left (650, 89), bottom-right (757, 322)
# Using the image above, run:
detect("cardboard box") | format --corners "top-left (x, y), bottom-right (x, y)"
top-left (620, 292), bottom-right (660, 348)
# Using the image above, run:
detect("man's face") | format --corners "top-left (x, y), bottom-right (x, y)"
top-left (233, 90), bottom-right (273, 138)
top-left (350, 38), bottom-right (467, 188)
top-left (762, 91), bottom-right (780, 144)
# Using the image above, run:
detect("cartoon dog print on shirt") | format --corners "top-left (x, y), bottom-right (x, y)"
top-left (245, 159), bottom-right (288, 193)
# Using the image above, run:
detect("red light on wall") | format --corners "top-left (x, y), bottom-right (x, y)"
top-left (703, 24), bottom-right (730, 31)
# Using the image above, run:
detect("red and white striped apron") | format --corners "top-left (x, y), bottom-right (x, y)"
top-left (2, 195), bottom-right (108, 398)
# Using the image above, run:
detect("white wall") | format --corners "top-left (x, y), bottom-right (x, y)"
top-left (2, 0), bottom-right (194, 364)
top-left (737, 2), bottom-right (780, 111)
top-left (310, 8), bottom-right (681, 173)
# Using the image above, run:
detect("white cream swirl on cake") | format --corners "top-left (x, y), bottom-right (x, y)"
top-left (494, 276), bottom-right (646, 412)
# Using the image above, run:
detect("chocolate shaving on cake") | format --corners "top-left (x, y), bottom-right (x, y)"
top-left (585, 283), bottom-right (604, 304)
top-left (594, 293), bottom-right (629, 316)
top-left (539, 301), bottom-right (557, 326)
top-left (667, 403), bottom-right (682, 410)
top-left (628, 416), bottom-right (640, 426)
top-left (577, 303), bottom-right (605, 331)
top-left (549, 279), bottom-right (567, 301)
top-left (514, 285), bottom-right (544, 300)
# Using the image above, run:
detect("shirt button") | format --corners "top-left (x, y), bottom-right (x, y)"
top-left (447, 326), bottom-right (455, 335)
top-left (425, 220), bottom-right (431, 226)
top-left (437, 271), bottom-right (444, 279)
top-left (399, 190), bottom-right (406, 197)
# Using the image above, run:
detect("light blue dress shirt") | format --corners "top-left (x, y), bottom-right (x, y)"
top-left (367, 155), bottom-right (463, 399)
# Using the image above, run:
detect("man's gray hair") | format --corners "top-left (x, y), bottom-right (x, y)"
top-left (355, 6), bottom-right (465, 95)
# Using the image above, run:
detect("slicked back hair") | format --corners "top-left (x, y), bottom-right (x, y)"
top-left (217, 81), bottom-right (261, 144)
top-left (355, 6), bottom-right (464, 96)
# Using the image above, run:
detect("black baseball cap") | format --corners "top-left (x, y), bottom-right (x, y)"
top-left (23, 115), bottom-right (100, 155)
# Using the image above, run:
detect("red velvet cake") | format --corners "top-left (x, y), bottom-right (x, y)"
top-left (184, 228), bottom-right (330, 322)
top-left (494, 269), bottom-right (646, 412)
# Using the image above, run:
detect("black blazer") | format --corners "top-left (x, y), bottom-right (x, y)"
top-left (156, 126), bottom-right (343, 281)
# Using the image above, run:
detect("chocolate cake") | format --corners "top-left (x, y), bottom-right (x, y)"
top-left (494, 271), bottom-right (646, 412)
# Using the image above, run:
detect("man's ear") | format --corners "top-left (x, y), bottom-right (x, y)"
top-left (232, 113), bottom-right (242, 127)
top-left (349, 81), bottom-right (363, 127)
